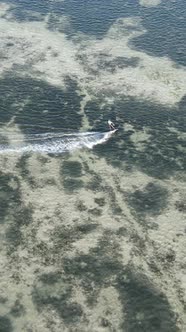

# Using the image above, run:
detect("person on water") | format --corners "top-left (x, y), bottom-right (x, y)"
top-left (108, 119), bottom-right (115, 131)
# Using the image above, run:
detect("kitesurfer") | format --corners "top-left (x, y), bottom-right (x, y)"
top-left (108, 119), bottom-right (115, 131)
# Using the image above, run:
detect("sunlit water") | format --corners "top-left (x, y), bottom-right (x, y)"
top-left (0, 1), bottom-right (185, 332)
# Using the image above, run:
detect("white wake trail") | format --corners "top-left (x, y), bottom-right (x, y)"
top-left (0, 131), bottom-right (116, 154)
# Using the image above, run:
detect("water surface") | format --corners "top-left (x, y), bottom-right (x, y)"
top-left (0, 0), bottom-right (185, 331)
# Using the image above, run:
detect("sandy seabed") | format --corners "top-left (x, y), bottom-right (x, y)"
top-left (0, 126), bottom-right (185, 332)
top-left (0, 1), bottom-right (185, 331)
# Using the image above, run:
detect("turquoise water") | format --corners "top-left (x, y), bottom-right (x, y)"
top-left (0, 1), bottom-right (185, 331)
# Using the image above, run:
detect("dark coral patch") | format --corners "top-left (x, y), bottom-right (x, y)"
top-left (0, 316), bottom-right (12, 332)
top-left (62, 178), bottom-right (84, 192)
top-left (116, 269), bottom-right (178, 332)
top-left (0, 75), bottom-right (82, 133)
top-left (32, 273), bottom-right (83, 325)
top-left (127, 182), bottom-right (168, 217)
top-left (62, 160), bottom-right (82, 178)
top-left (10, 299), bottom-right (25, 317)
top-left (0, 172), bottom-right (21, 223)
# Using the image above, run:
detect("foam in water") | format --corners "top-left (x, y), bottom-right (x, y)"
top-left (0, 131), bottom-right (116, 154)
top-left (139, 0), bottom-right (161, 7)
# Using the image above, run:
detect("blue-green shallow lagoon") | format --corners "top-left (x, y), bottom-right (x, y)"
top-left (0, 1), bottom-right (185, 331)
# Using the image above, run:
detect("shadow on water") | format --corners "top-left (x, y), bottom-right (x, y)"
top-left (0, 75), bottom-right (82, 134)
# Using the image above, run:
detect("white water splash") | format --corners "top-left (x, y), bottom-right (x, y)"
top-left (0, 130), bottom-right (116, 154)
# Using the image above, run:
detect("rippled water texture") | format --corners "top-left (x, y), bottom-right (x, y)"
top-left (0, 1), bottom-right (185, 331)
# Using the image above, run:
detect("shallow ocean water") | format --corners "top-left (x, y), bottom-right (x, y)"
top-left (0, 0), bottom-right (185, 331)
